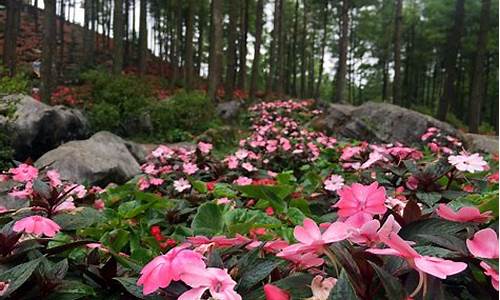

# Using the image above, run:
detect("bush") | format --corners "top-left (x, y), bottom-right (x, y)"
top-left (0, 99), bottom-right (16, 169)
top-left (0, 65), bottom-right (29, 95)
top-left (82, 69), bottom-right (153, 136)
top-left (150, 90), bottom-right (217, 140)
top-left (87, 102), bottom-right (121, 132)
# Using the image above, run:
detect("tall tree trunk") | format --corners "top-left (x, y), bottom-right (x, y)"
top-left (3, 0), bottom-right (20, 76)
top-left (275, 0), bottom-right (284, 94)
top-left (58, 0), bottom-right (65, 77)
top-left (112, 0), bottom-right (124, 74)
top-left (334, 0), bottom-right (349, 103)
top-left (41, 0), bottom-right (57, 103)
top-left (291, 0), bottom-right (299, 97)
top-left (468, 0), bottom-right (490, 133)
top-left (224, 0), bottom-right (239, 101)
top-left (307, 28), bottom-right (316, 98)
top-left (138, 0), bottom-right (147, 74)
top-left (249, 0), bottom-right (264, 101)
top-left (436, 0), bottom-right (465, 121)
top-left (300, 0), bottom-right (308, 98)
top-left (266, 0), bottom-right (280, 94)
top-left (170, 1), bottom-right (182, 88)
top-left (315, 1), bottom-right (328, 99)
top-left (393, 0), bottom-right (403, 105)
top-left (208, 0), bottom-right (223, 102)
top-left (184, 0), bottom-right (195, 89)
top-left (34, 0), bottom-right (39, 32)
top-left (237, 0), bottom-right (249, 89)
top-left (196, 3), bottom-right (205, 76)
top-left (124, 0), bottom-right (130, 64)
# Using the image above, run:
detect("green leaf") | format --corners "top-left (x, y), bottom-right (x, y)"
top-left (213, 183), bottom-right (238, 198)
top-left (328, 269), bottom-right (359, 300)
top-left (399, 218), bottom-right (468, 242)
top-left (238, 259), bottom-right (282, 292)
top-left (244, 273), bottom-right (313, 300)
top-left (53, 207), bottom-right (103, 231)
top-left (33, 179), bottom-right (52, 199)
top-left (118, 201), bottom-right (150, 218)
top-left (276, 171), bottom-right (296, 185)
top-left (287, 207), bottom-right (306, 225)
top-left (191, 202), bottom-right (224, 235)
top-left (101, 229), bottom-right (130, 252)
top-left (46, 280), bottom-right (96, 300)
top-left (0, 257), bottom-right (42, 297)
top-left (234, 184), bottom-right (294, 212)
top-left (416, 192), bottom-right (442, 207)
top-left (191, 180), bottom-right (208, 193)
top-left (369, 262), bottom-right (407, 299)
top-left (115, 277), bottom-right (153, 299)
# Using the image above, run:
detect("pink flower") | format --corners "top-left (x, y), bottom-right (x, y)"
top-left (183, 162), bottom-right (199, 175)
top-left (8, 182), bottom-right (33, 199)
top-left (264, 284), bottom-right (290, 300)
top-left (216, 197), bottom-right (232, 205)
top-left (368, 231), bottom-right (467, 279)
top-left (179, 267), bottom-right (241, 300)
top-left (235, 149), bottom-right (249, 160)
top-left (340, 146), bottom-right (363, 161)
top-left (436, 204), bottom-right (492, 223)
top-left (226, 156), bottom-right (239, 169)
top-left (9, 164), bottom-right (38, 183)
top-left (480, 261), bottom-right (499, 291)
top-left (138, 177), bottom-right (150, 190)
top-left (149, 177), bottom-right (164, 186)
top-left (361, 151), bottom-right (386, 169)
top-left (54, 199), bottom-right (76, 212)
top-left (13, 216), bottom-right (61, 237)
top-left (137, 245), bottom-right (205, 295)
top-left (0, 281), bottom-right (9, 296)
top-left (233, 176), bottom-right (252, 186)
top-left (198, 141), bottom-right (213, 154)
top-left (406, 176), bottom-right (419, 190)
top-left (448, 152), bottom-right (488, 173)
top-left (188, 235), bottom-right (251, 249)
top-left (310, 275), bottom-right (337, 300)
top-left (46, 170), bottom-right (62, 187)
top-left (152, 145), bottom-right (174, 158)
top-left (278, 218), bottom-right (350, 257)
top-left (242, 162), bottom-right (256, 172)
top-left (246, 240), bottom-right (289, 253)
top-left (174, 178), bottom-right (191, 193)
top-left (335, 182), bottom-right (387, 221)
top-left (466, 228), bottom-right (499, 259)
top-left (324, 175), bottom-right (344, 192)
top-left (488, 171), bottom-right (499, 183)
top-left (93, 199), bottom-right (105, 210)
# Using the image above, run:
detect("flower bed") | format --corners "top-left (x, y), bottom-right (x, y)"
top-left (0, 99), bottom-right (498, 299)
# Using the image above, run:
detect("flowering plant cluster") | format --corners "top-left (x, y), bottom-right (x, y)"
top-left (0, 99), bottom-right (497, 299)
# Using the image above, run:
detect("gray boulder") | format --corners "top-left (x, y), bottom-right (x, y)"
top-left (316, 101), bottom-right (462, 146)
top-left (0, 94), bottom-right (89, 160)
top-left (464, 133), bottom-right (499, 155)
top-left (35, 131), bottom-right (141, 186)
top-left (216, 100), bottom-right (242, 120)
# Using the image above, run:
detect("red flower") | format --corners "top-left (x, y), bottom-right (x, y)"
top-left (150, 226), bottom-right (161, 236)
top-left (206, 181), bottom-right (217, 191)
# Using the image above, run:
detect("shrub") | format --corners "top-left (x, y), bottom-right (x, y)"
top-left (0, 65), bottom-right (29, 95)
top-left (82, 69), bottom-right (153, 136)
top-left (150, 90), bottom-right (217, 139)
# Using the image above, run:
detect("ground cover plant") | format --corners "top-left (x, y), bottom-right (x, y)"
top-left (0, 99), bottom-right (498, 299)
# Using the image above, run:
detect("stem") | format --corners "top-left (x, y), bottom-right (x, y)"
top-left (323, 247), bottom-right (339, 276)
top-left (409, 271), bottom-right (426, 298)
